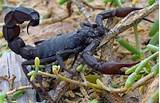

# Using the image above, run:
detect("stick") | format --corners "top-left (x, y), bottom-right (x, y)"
top-left (6, 85), bottom-right (32, 95)
top-left (99, 2), bottom-right (159, 48)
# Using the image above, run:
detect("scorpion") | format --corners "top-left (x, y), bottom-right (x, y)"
top-left (3, 6), bottom-right (148, 101)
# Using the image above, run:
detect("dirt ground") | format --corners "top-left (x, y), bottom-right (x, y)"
top-left (0, 0), bottom-right (158, 103)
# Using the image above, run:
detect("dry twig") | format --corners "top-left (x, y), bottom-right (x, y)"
top-left (6, 85), bottom-right (32, 95)
top-left (0, 75), bottom-right (16, 90)
top-left (99, 2), bottom-right (159, 48)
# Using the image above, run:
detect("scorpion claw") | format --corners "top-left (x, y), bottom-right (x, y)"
top-left (98, 62), bottom-right (138, 75)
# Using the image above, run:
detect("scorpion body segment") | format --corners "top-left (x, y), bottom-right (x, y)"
top-left (34, 31), bottom-right (88, 59)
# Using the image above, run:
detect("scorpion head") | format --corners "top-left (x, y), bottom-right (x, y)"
top-left (80, 22), bottom-right (106, 38)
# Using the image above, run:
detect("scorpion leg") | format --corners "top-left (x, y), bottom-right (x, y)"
top-left (55, 47), bottom-right (83, 72)
top-left (56, 54), bottom-right (66, 70)
top-left (70, 53), bottom-right (79, 69)
top-left (82, 40), bottom-right (137, 75)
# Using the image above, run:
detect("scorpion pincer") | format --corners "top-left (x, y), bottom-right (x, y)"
top-left (3, 6), bottom-right (141, 75)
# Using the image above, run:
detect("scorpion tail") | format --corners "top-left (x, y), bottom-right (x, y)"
top-left (3, 7), bottom-right (40, 59)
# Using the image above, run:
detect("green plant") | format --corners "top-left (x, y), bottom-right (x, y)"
top-left (103, 0), bottom-right (124, 6)
top-left (89, 99), bottom-right (99, 103)
top-left (0, 90), bottom-right (26, 102)
top-left (149, 19), bottom-right (159, 37)
top-left (116, 19), bottom-right (159, 89)
top-left (147, 0), bottom-right (156, 5)
top-left (27, 57), bottom-right (41, 81)
top-left (11, 90), bottom-right (25, 101)
top-left (0, 92), bottom-right (7, 103)
top-left (57, 0), bottom-right (125, 6)
top-left (57, 0), bottom-right (69, 5)
top-left (147, 88), bottom-right (159, 103)
top-left (116, 37), bottom-right (143, 60)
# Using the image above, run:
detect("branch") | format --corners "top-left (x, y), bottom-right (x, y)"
top-left (36, 70), bottom-right (156, 93)
top-left (6, 85), bottom-right (32, 95)
top-left (0, 75), bottom-right (16, 90)
top-left (99, 2), bottom-right (159, 48)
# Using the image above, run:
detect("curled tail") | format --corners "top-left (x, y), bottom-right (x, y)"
top-left (3, 7), bottom-right (40, 59)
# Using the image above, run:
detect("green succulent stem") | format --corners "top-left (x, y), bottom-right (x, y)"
top-left (36, 71), bottom-right (127, 92)
top-left (147, 44), bottom-right (159, 52)
top-left (147, 88), bottom-right (159, 103)
top-left (6, 86), bottom-right (32, 95)
top-left (116, 37), bottom-right (141, 55)
top-left (135, 51), bottom-right (159, 73)
top-left (152, 63), bottom-right (159, 75)
top-left (133, 23), bottom-right (141, 52)
top-left (29, 70), bottom-right (157, 93)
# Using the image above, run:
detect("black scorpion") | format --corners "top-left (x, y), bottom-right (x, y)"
top-left (3, 6), bottom-right (144, 101)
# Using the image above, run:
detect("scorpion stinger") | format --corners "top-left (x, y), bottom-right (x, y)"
top-left (26, 11), bottom-right (40, 35)
top-left (26, 22), bottom-right (31, 35)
